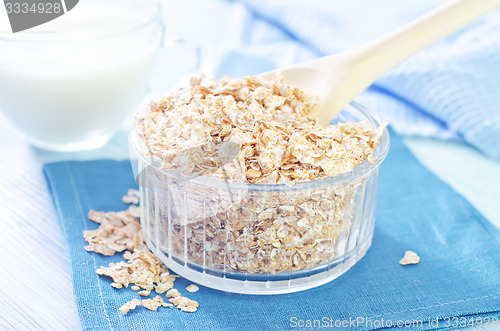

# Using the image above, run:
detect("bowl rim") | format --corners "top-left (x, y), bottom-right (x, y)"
top-left (129, 101), bottom-right (390, 192)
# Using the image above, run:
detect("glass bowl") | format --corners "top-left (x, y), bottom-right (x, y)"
top-left (129, 101), bottom-right (390, 294)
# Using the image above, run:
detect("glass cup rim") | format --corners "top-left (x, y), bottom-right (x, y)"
top-left (130, 101), bottom-right (391, 192)
top-left (0, 0), bottom-right (162, 44)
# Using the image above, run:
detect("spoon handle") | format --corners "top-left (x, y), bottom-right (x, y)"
top-left (356, 0), bottom-right (499, 78)
top-left (311, 0), bottom-right (500, 125)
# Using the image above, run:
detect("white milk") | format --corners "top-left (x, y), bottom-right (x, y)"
top-left (0, 4), bottom-right (161, 150)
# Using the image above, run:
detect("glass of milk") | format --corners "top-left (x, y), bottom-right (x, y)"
top-left (0, 0), bottom-right (199, 151)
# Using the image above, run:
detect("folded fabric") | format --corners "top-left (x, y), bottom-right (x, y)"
top-left (221, 0), bottom-right (500, 158)
top-left (44, 129), bottom-right (500, 330)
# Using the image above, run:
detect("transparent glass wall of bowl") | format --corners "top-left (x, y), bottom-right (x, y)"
top-left (130, 102), bottom-right (390, 294)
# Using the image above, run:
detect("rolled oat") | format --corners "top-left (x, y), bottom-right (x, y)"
top-left (399, 250), bottom-right (420, 265)
top-left (135, 73), bottom-right (385, 184)
top-left (84, 205), bottom-right (143, 256)
top-left (186, 284), bottom-right (199, 293)
top-left (119, 299), bottom-right (142, 315)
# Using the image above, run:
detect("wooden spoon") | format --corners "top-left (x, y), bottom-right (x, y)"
top-left (259, 0), bottom-right (500, 125)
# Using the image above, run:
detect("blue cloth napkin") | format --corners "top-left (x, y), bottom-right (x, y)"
top-left (220, 0), bottom-right (500, 158)
top-left (44, 130), bottom-right (500, 330)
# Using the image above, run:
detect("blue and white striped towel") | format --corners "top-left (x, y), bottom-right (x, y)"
top-left (217, 0), bottom-right (500, 158)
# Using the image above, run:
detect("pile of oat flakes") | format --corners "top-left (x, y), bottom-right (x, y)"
top-left (135, 73), bottom-right (386, 184)
top-left (84, 189), bottom-right (199, 315)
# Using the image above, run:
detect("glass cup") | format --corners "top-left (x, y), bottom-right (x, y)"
top-left (0, 0), bottom-right (201, 151)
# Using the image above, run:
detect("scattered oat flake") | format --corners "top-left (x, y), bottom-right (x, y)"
top-left (179, 305), bottom-right (197, 313)
top-left (138, 290), bottom-right (151, 296)
top-left (142, 298), bottom-right (162, 311)
top-left (143, 285), bottom-right (155, 291)
top-left (161, 302), bottom-right (174, 308)
top-left (186, 284), bottom-right (199, 293)
top-left (399, 251), bottom-right (420, 265)
top-left (119, 299), bottom-right (142, 315)
top-left (169, 296), bottom-right (199, 313)
top-left (84, 205), bottom-right (143, 256)
top-left (166, 288), bottom-right (181, 298)
top-left (152, 295), bottom-right (164, 302)
top-left (122, 189), bottom-right (140, 205)
top-left (111, 282), bottom-right (123, 289)
top-left (169, 296), bottom-right (190, 306)
top-left (155, 282), bottom-right (173, 294)
top-left (131, 285), bottom-right (140, 291)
